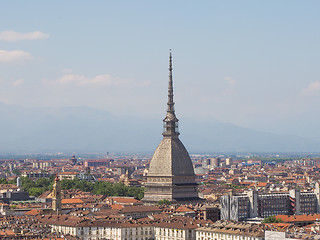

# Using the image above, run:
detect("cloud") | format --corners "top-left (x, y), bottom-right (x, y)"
top-left (0, 50), bottom-right (32, 63)
top-left (301, 81), bottom-right (320, 96)
top-left (12, 78), bottom-right (24, 87)
top-left (54, 74), bottom-right (116, 86)
top-left (0, 30), bottom-right (50, 42)
top-left (224, 76), bottom-right (237, 87)
top-left (44, 73), bottom-right (139, 87)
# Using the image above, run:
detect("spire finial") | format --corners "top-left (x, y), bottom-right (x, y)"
top-left (169, 49), bottom-right (172, 71)
top-left (168, 50), bottom-right (173, 111)
top-left (163, 50), bottom-right (179, 137)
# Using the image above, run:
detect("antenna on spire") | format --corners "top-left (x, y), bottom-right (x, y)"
top-left (168, 50), bottom-right (174, 113)
top-left (169, 49), bottom-right (172, 72)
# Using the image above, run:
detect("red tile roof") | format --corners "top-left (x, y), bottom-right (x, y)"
top-left (24, 209), bottom-right (41, 216)
top-left (276, 214), bottom-right (320, 223)
top-left (61, 198), bottom-right (84, 204)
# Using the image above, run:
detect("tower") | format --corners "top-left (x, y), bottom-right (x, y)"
top-left (52, 175), bottom-right (62, 214)
top-left (212, 157), bottom-right (221, 168)
top-left (315, 182), bottom-right (320, 213)
top-left (16, 177), bottom-right (21, 188)
top-left (70, 155), bottom-right (77, 165)
top-left (143, 52), bottom-right (200, 203)
top-left (226, 157), bottom-right (232, 167)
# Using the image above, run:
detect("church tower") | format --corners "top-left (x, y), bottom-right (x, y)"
top-left (143, 52), bottom-right (200, 203)
top-left (52, 175), bottom-right (62, 214)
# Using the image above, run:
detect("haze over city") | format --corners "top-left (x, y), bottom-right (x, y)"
top-left (1, 1), bottom-right (320, 152)
top-left (4, 2), bottom-right (320, 240)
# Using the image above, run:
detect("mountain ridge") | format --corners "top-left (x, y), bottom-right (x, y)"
top-left (0, 102), bottom-right (318, 153)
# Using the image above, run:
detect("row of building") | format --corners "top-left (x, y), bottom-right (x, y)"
top-left (38, 215), bottom-right (266, 240)
top-left (221, 183), bottom-right (320, 221)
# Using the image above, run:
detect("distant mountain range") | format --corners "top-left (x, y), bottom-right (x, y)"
top-left (0, 102), bottom-right (319, 153)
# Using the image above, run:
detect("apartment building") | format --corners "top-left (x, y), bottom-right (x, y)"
top-left (197, 221), bottom-right (265, 240)
top-left (221, 183), bottom-right (320, 221)
top-left (39, 214), bottom-right (209, 240)
top-left (40, 215), bottom-right (154, 240)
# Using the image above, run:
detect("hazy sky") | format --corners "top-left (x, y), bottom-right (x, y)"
top-left (1, 1), bottom-right (320, 139)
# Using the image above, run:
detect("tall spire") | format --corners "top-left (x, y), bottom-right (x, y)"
top-left (163, 50), bottom-right (179, 137)
top-left (167, 50), bottom-right (174, 113)
top-left (52, 175), bottom-right (61, 215)
top-left (143, 51), bottom-right (199, 204)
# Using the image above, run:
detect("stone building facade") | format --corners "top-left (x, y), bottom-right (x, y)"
top-left (143, 52), bottom-right (200, 204)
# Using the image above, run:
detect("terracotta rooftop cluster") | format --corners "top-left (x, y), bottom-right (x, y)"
top-left (37, 214), bottom-right (210, 230)
top-left (198, 221), bottom-right (265, 237)
top-left (0, 215), bottom-right (67, 239)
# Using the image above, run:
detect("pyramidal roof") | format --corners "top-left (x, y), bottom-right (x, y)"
top-left (147, 51), bottom-right (195, 178)
top-left (148, 138), bottom-right (195, 177)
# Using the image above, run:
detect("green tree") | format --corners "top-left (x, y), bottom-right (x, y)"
top-left (262, 216), bottom-right (282, 223)
top-left (21, 177), bottom-right (35, 191)
top-left (136, 190), bottom-right (144, 200)
top-left (0, 178), bottom-right (8, 184)
top-left (28, 187), bottom-right (46, 197)
top-left (61, 179), bottom-right (74, 190)
top-left (15, 176), bottom-right (53, 197)
top-left (12, 169), bottom-right (21, 176)
top-left (57, 178), bottom-right (145, 200)
top-left (35, 178), bottom-right (51, 188)
top-left (49, 175), bottom-right (56, 182)
top-left (8, 179), bottom-right (16, 185)
top-left (157, 199), bottom-right (171, 206)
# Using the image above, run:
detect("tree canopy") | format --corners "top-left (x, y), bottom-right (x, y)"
top-left (157, 199), bottom-right (171, 206)
top-left (262, 216), bottom-right (282, 223)
top-left (15, 176), bottom-right (144, 199)
top-left (61, 178), bottom-right (144, 199)
top-left (21, 176), bottom-right (53, 197)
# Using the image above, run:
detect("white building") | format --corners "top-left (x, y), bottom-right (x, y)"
top-left (264, 231), bottom-right (296, 240)
top-left (196, 222), bottom-right (265, 240)
top-left (51, 223), bottom-right (154, 240)
top-left (38, 214), bottom-right (208, 240)
top-left (153, 219), bottom-right (198, 240)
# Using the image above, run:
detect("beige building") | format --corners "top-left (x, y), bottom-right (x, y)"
top-left (58, 171), bottom-right (78, 180)
top-left (196, 222), bottom-right (265, 240)
top-left (52, 175), bottom-right (61, 214)
top-left (143, 52), bottom-right (200, 204)
top-left (39, 215), bottom-right (154, 240)
top-left (154, 219), bottom-right (199, 240)
top-left (51, 223), bottom-right (154, 240)
top-left (0, 184), bottom-right (19, 193)
top-left (39, 214), bottom-right (209, 240)
top-left (33, 161), bottom-right (52, 169)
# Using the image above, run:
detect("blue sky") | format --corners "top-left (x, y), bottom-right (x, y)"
top-left (1, 1), bottom-right (320, 140)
